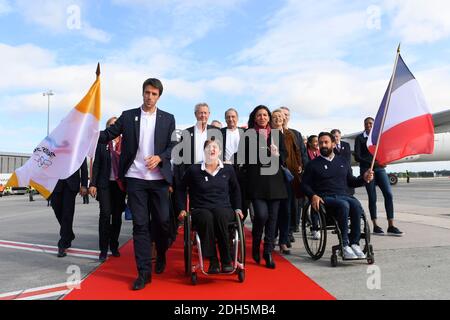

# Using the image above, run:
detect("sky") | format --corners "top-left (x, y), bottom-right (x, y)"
top-left (0, 0), bottom-right (450, 172)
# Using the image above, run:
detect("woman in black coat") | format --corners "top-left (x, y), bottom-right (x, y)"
top-left (243, 105), bottom-right (288, 269)
top-left (89, 117), bottom-right (127, 262)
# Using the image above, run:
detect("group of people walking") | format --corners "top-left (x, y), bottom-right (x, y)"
top-left (49, 77), bottom-right (403, 291)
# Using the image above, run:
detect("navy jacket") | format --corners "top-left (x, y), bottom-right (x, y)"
top-left (99, 107), bottom-right (176, 185)
top-left (176, 163), bottom-right (241, 212)
top-left (90, 143), bottom-right (112, 189)
top-left (301, 155), bottom-right (364, 198)
top-left (354, 132), bottom-right (383, 170)
top-left (334, 140), bottom-right (352, 166)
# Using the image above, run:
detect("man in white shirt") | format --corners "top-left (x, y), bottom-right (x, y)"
top-left (99, 78), bottom-right (176, 290)
top-left (220, 108), bottom-right (250, 221)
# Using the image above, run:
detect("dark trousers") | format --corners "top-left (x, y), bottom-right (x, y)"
top-left (126, 178), bottom-right (170, 274)
top-left (323, 195), bottom-right (363, 247)
top-left (361, 167), bottom-right (394, 220)
top-left (97, 181), bottom-right (126, 253)
top-left (191, 207), bottom-right (235, 263)
top-left (252, 199), bottom-right (280, 254)
top-left (236, 168), bottom-right (250, 222)
top-left (51, 188), bottom-right (77, 249)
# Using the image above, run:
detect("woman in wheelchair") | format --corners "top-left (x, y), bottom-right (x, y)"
top-left (301, 132), bottom-right (374, 260)
top-left (177, 139), bottom-right (244, 274)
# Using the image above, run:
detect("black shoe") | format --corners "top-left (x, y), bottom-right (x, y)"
top-left (132, 272), bottom-right (151, 290)
top-left (99, 252), bottom-right (107, 262)
top-left (373, 225), bottom-right (385, 236)
top-left (286, 241), bottom-right (292, 248)
top-left (155, 254), bottom-right (166, 274)
top-left (294, 226), bottom-right (300, 233)
top-left (111, 249), bottom-right (121, 257)
top-left (289, 233), bottom-right (295, 243)
top-left (387, 226), bottom-right (404, 237)
top-left (252, 242), bottom-right (260, 264)
top-left (208, 257), bottom-right (220, 274)
top-left (280, 245), bottom-right (291, 255)
top-left (263, 253), bottom-right (276, 269)
top-left (57, 247), bottom-right (67, 258)
top-left (221, 263), bottom-right (234, 273)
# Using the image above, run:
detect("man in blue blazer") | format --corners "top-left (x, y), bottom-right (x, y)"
top-left (99, 78), bottom-right (176, 290)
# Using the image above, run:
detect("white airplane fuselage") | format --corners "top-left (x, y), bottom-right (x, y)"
top-left (343, 132), bottom-right (450, 166)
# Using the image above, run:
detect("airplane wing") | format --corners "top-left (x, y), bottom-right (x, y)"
top-left (432, 109), bottom-right (450, 134)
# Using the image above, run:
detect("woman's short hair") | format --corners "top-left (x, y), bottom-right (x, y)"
top-left (203, 139), bottom-right (220, 150)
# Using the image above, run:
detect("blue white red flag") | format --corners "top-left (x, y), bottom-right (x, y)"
top-left (367, 54), bottom-right (434, 165)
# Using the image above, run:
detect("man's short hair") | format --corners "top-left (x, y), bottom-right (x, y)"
top-left (195, 103), bottom-right (210, 113)
top-left (280, 106), bottom-right (290, 112)
top-left (364, 117), bottom-right (375, 123)
top-left (142, 78), bottom-right (163, 96)
top-left (319, 132), bottom-right (336, 143)
top-left (225, 108), bottom-right (238, 119)
top-left (330, 129), bottom-right (341, 135)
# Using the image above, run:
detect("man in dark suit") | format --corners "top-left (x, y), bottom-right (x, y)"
top-left (98, 78), bottom-right (176, 290)
top-left (331, 129), bottom-right (352, 165)
top-left (51, 159), bottom-right (88, 258)
top-left (220, 108), bottom-right (249, 221)
top-left (332, 129), bottom-right (354, 196)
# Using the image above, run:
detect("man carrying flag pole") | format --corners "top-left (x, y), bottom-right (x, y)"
top-left (6, 64), bottom-right (102, 255)
top-left (355, 45), bottom-right (434, 237)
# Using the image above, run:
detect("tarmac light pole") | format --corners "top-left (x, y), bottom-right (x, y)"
top-left (43, 90), bottom-right (55, 136)
top-left (370, 44), bottom-right (401, 171)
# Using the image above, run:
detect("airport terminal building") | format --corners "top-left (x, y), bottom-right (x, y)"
top-left (0, 151), bottom-right (31, 174)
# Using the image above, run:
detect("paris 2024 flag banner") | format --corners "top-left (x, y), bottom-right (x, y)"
top-left (6, 65), bottom-right (102, 199)
top-left (367, 54), bottom-right (434, 166)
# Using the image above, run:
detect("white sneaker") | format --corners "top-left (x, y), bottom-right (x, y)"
top-left (343, 246), bottom-right (358, 260)
top-left (351, 244), bottom-right (366, 259)
top-left (311, 231), bottom-right (321, 240)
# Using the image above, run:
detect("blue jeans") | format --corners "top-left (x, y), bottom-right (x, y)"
top-left (361, 167), bottom-right (394, 221)
top-left (322, 195), bottom-right (363, 247)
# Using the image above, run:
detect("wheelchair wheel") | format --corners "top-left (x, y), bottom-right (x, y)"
top-left (184, 214), bottom-right (192, 276)
top-left (331, 254), bottom-right (338, 267)
top-left (191, 272), bottom-right (197, 285)
top-left (301, 203), bottom-right (327, 260)
top-left (238, 269), bottom-right (245, 283)
top-left (236, 214), bottom-right (246, 267)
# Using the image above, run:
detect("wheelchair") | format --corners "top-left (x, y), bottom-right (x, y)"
top-left (183, 211), bottom-right (246, 285)
top-left (301, 201), bottom-right (375, 267)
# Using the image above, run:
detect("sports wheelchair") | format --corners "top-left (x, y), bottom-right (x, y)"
top-left (183, 211), bottom-right (246, 285)
top-left (301, 201), bottom-right (375, 267)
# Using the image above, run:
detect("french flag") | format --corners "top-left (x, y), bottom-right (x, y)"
top-left (367, 54), bottom-right (434, 166)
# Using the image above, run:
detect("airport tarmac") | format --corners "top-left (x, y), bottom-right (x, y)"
top-left (0, 177), bottom-right (449, 300)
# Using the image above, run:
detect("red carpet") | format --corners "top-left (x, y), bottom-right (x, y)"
top-left (64, 229), bottom-right (334, 300)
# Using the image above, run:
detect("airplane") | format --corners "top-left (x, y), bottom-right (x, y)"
top-left (342, 109), bottom-right (450, 185)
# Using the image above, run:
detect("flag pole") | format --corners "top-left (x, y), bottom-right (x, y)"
top-left (370, 43), bottom-right (401, 171)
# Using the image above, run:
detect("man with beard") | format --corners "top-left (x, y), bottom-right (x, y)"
top-left (301, 132), bottom-right (374, 260)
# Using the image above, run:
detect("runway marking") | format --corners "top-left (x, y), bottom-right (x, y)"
top-left (0, 240), bottom-right (102, 260)
top-left (0, 281), bottom-right (80, 300)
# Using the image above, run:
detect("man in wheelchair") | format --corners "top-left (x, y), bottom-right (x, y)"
top-left (177, 139), bottom-right (244, 274)
top-left (301, 132), bottom-right (374, 260)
